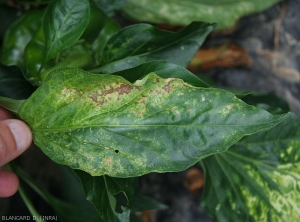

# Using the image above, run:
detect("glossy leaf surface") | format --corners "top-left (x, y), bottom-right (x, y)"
top-left (91, 22), bottom-right (214, 73)
top-left (19, 68), bottom-right (287, 177)
top-left (0, 10), bottom-right (44, 71)
top-left (201, 113), bottom-right (300, 222)
top-left (122, 0), bottom-right (281, 29)
top-left (43, 0), bottom-right (90, 62)
top-left (0, 64), bottom-right (35, 99)
top-left (75, 170), bottom-right (135, 222)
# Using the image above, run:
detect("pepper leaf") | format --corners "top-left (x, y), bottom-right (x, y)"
top-left (43, 0), bottom-right (90, 62)
top-left (90, 22), bottom-right (215, 73)
top-left (122, 0), bottom-right (281, 30)
top-left (111, 61), bottom-right (208, 87)
top-left (201, 113), bottom-right (300, 222)
top-left (75, 170), bottom-right (135, 222)
top-left (0, 10), bottom-right (44, 71)
top-left (0, 64), bottom-right (36, 99)
top-left (19, 68), bottom-right (288, 177)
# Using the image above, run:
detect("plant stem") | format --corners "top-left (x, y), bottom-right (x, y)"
top-left (18, 184), bottom-right (46, 222)
top-left (7, 163), bottom-right (46, 222)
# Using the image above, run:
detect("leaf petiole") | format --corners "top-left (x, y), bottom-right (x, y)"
top-left (7, 163), bottom-right (46, 222)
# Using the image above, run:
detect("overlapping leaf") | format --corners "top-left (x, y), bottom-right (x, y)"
top-left (18, 68), bottom-right (287, 177)
top-left (90, 22), bottom-right (215, 73)
top-left (201, 113), bottom-right (300, 222)
top-left (122, 0), bottom-right (281, 29)
top-left (43, 0), bottom-right (90, 62)
top-left (0, 10), bottom-right (44, 70)
top-left (75, 170), bottom-right (135, 222)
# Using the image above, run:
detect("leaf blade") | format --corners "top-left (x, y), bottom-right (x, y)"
top-left (122, 0), bottom-right (281, 30)
top-left (43, 0), bottom-right (90, 62)
top-left (90, 22), bottom-right (215, 73)
top-left (19, 68), bottom-right (288, 177)
top-left (201, 113), bottom-right (300, 221)
top-left (75, 170), bottom-right (135, 222)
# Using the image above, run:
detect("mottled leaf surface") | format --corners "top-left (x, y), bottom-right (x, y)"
top-left (75, 170), bottom-right (134, 222)
top-left (111, 61), bottom-right (208, 87)
top-left (122, 0), bottom-right (281, 29)
top-left (19, 68), bottom-right (287, 177)
top-left (90, 22), bottom-right (214, 73)
top-left (201, 113), bottom-right (300, 222)
top-left (43, 0), bottom-right (90, 62)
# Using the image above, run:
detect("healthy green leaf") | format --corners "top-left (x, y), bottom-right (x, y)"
top-left (11, 163), bottom-right (102, 222)
top-left (0, 10), bottom-right (44, 71)
top-left (75, 170), bottom-right (135, 222)
top-left (201, 113), bottom-right (300, 222)
top-left (90, 22), bottom-right (215, 73)
top-left (43, 0), bottom-right (90, 62)
top-left (19, 68), bottom-right (288, 177)
top-left (92, 0), bottom-right (126, 16)
top-left (122, 0), bottom-right (281, 30)
top-left (110, 61), bottom-right (208, 87)
top-left (89, 8), bottom-right (120, 65)
top-left (0, 64), bottom-right (36, 99)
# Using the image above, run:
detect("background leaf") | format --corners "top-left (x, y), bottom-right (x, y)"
top-left (11, 163), bottom-right (102, 222)
top-left (75, 170), bottom-right (135, 222)
top-left (122, 0), bottom-right (281, 30)
top-left (0, 10), bottom-right (44, 71)
top-left (0, 64), bottom-right (36, 99)
top-left (201, 113), bottom-right (300, 222)
top-left (90, 22), bottom-right (215, 73)
top-left (19, 68), bottom-right (288, 177)
top-left (43, 0), bottom-right (90, 62)
top-left (92, 0), bottom-right (126, 16)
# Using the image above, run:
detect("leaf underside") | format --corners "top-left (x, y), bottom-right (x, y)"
top-left (201, 113), bottom-right (300, 222)
top-left (19, 68), bottom-right (288, 177)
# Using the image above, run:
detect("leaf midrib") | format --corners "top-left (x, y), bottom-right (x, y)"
top-left (32, 122), bottom-right (275, 132)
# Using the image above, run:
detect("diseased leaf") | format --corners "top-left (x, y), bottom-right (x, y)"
top-left (19, 68), bottom-right (288, 177)
top-left (43, 0), bottom-right (90, 62)
top-left (122, 0), bottom-right (281, 29)
top-left (110, 61), bottom-right (208, 87)
top-left (90, 22), bottom-right (215, 73)
top-left (201, 113), bottom-right (300, 222)
top-left (75, 170), bottom-right (135, 222)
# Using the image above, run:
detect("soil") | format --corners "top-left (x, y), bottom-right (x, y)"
top-left (1, 0), bottom-right (300, 221)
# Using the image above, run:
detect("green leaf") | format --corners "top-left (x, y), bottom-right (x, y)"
top-left (11, 163), bottom-right (102, 222)
top-left (19, 68), bottom-right (288, 177)
top-left (122, 0), bottom-right (281, 30)
top-left (89, 8), bottom-right (120, 65)
top-left (0, 10), bottom-right (44, 71)
top-left (131, 189), bottom-right (168, 213)
top-left (110, 61), bottom-right (208, 87)
top-left (92, 0), bottom-right (126, 16)
top-left (0, 95), bottom-right (24, 115)
top-left (40, 42), bottom-right (94, 82)
top-left (0, 64), bottom-right (36, 99)
top-left (90, 22), bottom-right (215, 73)
top-left (75, 170), bottom-right (135, 222)
top-left (43, 0), bottom-right (90, 62)
top-left (241, 92), bottom-right (290, 114)
top-left (201, 113), bottom-right (300, 222)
